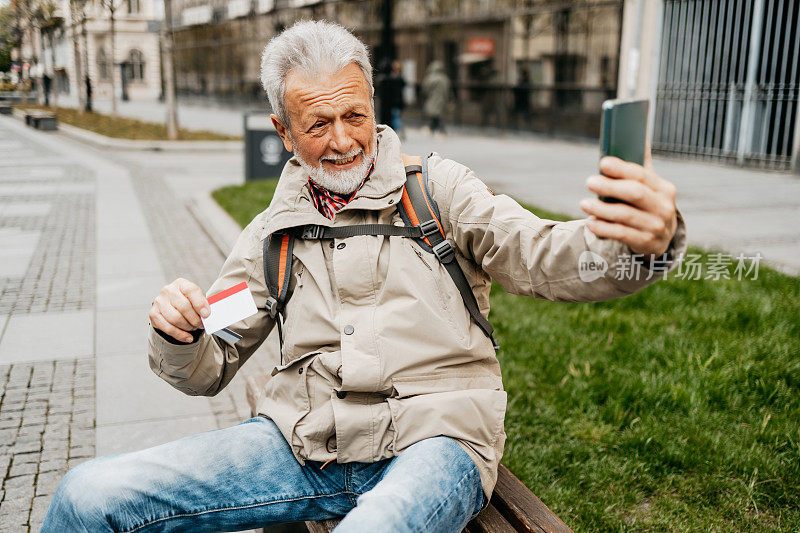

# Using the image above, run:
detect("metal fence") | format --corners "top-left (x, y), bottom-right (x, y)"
top-left (396, 83), bottom-right (616, 138)
top-left (653, 0), bottom-right (800, 169)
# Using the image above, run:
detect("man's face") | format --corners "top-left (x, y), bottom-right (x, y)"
top-left (271, 63), bottom-right (376, 194)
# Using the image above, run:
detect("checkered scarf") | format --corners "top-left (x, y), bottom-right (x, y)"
top-left (307, 161), bottom-right (374, 220)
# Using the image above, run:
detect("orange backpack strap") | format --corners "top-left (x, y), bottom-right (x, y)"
top-left (398, 154), bottom-right (498, 350)
top-left (263, 232), bottom-right (294, 363)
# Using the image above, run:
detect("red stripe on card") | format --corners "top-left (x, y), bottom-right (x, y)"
top-left (207, 282), bottom-right (248, 304)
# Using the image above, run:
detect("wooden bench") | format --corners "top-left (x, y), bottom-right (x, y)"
top-left (244, 376), bottom-right (573, 533)
top-left (0, 104), bottom-right (12, 115)
top-left (24, 110), bottom-right (57, 130)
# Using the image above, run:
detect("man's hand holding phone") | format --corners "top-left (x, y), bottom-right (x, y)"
top-left (149, 278), bottom-right (210, 343)
top-left (579, 153), bottom-right (678, 258)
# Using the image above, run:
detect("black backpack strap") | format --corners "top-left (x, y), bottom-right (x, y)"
top-left (398, 154), bottom-right (499, 350)
top-left (263, 232), bottom-right (294, 363)
top-left (291, 224), bottom-right (423, 240)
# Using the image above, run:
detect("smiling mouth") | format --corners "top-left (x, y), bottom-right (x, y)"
top-left (325, 153), bottom-right (359, 167)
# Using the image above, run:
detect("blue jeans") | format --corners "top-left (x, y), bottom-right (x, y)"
top-left (42, 417), bottom-right (485, 532)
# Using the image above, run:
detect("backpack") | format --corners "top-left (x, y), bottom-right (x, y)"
top-left (262, 154), bottom-right (498, 361)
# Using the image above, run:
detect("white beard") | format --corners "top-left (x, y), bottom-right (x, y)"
top-left (295, 139), bottom-right (377, 195)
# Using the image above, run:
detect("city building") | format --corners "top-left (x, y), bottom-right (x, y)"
top-left (169, 0), bottom-right (624, 137)
top-left (14, 0), bottom-right (165, 104)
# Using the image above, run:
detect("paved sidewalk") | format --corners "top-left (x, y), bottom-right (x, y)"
top-left (60, 96), bottom-right (800, 273)
top-left (0, 115), bottom-right (272, 531)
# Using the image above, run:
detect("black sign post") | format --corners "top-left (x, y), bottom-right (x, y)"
top-left (244, 111), bottom-right (293, 181)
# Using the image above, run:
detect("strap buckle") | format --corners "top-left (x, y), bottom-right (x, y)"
top-left (418, 219), bottom-right (440, 238)
top-left (432, 239), bottom-right (455, 264)
top-left (302, 225), bottom-right (325, 240)
top-left (265, 296), bottom-right (279, 318)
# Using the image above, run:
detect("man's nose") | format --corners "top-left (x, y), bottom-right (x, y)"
top-left (329, 120), bottom-right (353, 153)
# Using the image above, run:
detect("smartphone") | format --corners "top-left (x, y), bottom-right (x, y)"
top-left (598, 98), bottom-right (649, 203)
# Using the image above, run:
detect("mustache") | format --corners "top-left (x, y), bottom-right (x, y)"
top-left (319, 148), bottom-right (362, 164)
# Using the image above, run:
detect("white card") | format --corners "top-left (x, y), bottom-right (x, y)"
top-left (202, 282), bottom-right (258, 334)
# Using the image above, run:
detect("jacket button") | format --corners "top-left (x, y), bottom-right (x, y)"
top-left (329, 241), bottom-right (334, 248)
top-left (336, 390), bottom-right (347, 399)
top-left (343, 325), bottom-right (354, 335)
top-left (388, 199), bottom-right (394, 204)
top-left (337, 242), bottom-right (346, 250)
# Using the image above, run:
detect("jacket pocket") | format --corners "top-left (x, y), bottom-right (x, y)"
top-left (402, 239), bottom-right (468, 343)
top-left (270, 349), bottom-right (319, 376)
top-left (386, 375), bottom-right (507, 461)
top-left (391, 372), bottom-right (502, 397)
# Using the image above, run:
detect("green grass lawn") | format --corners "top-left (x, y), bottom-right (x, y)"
top-left (214, 179), bottom-right (800, 532)
top-left (16, 105), bottom-right (240, 141)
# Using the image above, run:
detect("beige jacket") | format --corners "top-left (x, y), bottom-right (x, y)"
top-left (148, 126), bottom-right (688, 498)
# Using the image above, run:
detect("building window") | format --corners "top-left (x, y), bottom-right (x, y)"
top-left (97, 48), bottom-right (111, 81)
top-left (128, 49), bottom-right (145, 81)
top-left (127, 0), bottom-right (140, 14)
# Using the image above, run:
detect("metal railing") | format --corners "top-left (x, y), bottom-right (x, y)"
top-left (397, 83), bottom-right (616, 138)
top-left (653, 0), bottom-right (800, 170)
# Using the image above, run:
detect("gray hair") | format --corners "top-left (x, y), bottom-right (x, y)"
top-left (260, 20), bottom-right (373, 128)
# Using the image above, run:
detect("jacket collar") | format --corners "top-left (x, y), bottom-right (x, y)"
top-left (263, 125), bottom-right (406, 236)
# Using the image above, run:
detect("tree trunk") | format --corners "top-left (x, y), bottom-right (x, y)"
top-left (70, 3), bottom-right (84, 110)
top-left (35, 28), bottom-right (45, 105)
top-left (50, 31), bottom-right (58, 108)
top-left (109, 5), bottom-right (117, 115)
top-left (81, 16), bottom-right (90, 111)
top-left (162, 0), bottom-right (178, 140)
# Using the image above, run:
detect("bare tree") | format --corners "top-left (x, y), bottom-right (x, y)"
top-left (69, 0), bottom-right (87, 110)
top-left (31, 0), bottom-right (63, 107)
top-left (162, 0), bottom-right (178, 139)
top-left (99, 0), bottom-right (122, 115)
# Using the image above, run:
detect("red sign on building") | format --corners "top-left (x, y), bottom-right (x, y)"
top-left (466, 37), bottom-right (496, 57)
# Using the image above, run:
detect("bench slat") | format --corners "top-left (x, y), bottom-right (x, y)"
top-left (304, 518), bottom-right (339, 533)
top-left (466, 503), bottom-right (517, 533)
top-left (491, 465), bottom-right (572, 533)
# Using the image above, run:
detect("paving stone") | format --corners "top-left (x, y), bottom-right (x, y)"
top-left (36, 460), bottom-right (66, 474)
top-left (8, 461), bottom-right (37, 478)
top-left (10, 452), bottom-right (40, 464)
top-left (1, 485), bottom-right (34, 502)
top-left (34, 472), bottom-right (62, 496)
top-left (4, 473), bottom-right (35, 490)
top-left (30, 493), bottom-right (52, 525)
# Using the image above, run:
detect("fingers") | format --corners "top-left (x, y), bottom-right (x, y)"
top-left (599, 156), bottom-right (674, 198)
top-left (585, 216), bottom-right (668, 256)
top-left (162, 302), bottom-right (198, 332)
top-left (149, 309), bottom-right (194, 343)
top-left (149, 278), bottom-right (208, 344)
top-left (586, 174), bottom-right (664, 214)
top-left (579, 197), bottom-right (666, 235)
top-left (178, 278), bottom-right (210, 319)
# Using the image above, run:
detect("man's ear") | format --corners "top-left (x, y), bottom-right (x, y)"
top-left (270, 114), bottom-right (294, 152)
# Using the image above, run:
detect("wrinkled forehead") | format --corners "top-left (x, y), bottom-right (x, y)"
top-left (284, 63), bottom-right (372, 118)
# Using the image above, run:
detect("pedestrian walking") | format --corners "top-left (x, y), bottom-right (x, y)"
top-left (388, 60), bottom-right (406, 138)
top-left (422, 60), bottom-right (450, 135)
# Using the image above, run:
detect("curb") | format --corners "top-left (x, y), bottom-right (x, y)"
top-left (58, 122), bottom-right (243, 152)
top-left (12, 108), bottom-right (242, 152)
top-left (187, 191), bottom-right (243, 257)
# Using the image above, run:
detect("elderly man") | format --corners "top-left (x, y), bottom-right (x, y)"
top-left (43, 20), bottom-right (687, 533)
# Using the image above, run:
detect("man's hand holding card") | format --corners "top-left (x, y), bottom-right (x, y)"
top-left (149, 278), bottom-right (257, 344)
